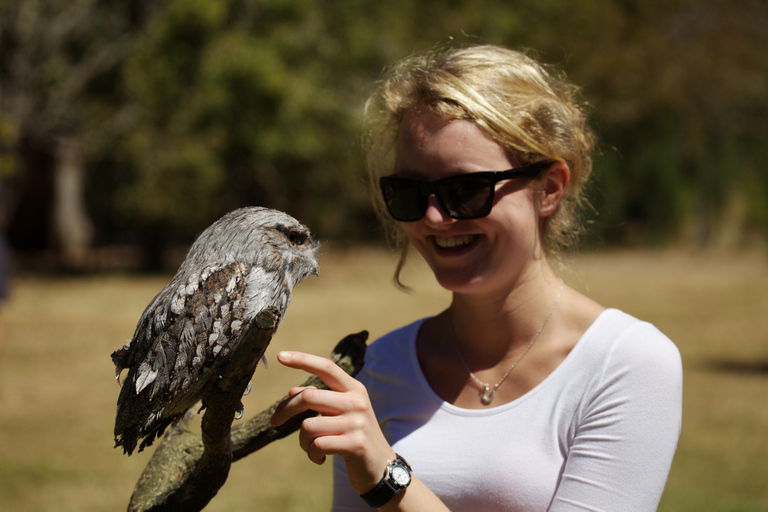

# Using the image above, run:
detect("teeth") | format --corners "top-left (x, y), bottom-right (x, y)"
top-left (435, 235), bottom-right (475, 249)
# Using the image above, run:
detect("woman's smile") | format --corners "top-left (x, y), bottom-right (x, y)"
top-left (434, 234), bottom-right (477, 250)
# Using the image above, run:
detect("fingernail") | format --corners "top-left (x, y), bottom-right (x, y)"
top-left (277, 351), bottom-right (290, 362)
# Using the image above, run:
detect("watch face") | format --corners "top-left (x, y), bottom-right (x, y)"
top-left (391, 466), bottom-right (411, 487)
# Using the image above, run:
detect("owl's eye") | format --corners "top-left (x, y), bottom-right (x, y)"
top-left (287, 230), bottom-right (308, 246)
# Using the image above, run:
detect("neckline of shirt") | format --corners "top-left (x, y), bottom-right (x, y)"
top-left (406, 308), bottom-right (620, 417)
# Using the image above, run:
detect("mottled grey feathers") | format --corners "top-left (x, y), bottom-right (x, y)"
top-left (112, 207), bottom-right (319, 455)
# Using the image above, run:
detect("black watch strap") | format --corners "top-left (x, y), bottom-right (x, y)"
top-left (360, 454), bottom-right (412, 508)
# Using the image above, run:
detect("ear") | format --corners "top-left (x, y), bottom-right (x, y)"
top-left (538, 161), bottom-right (570, 217)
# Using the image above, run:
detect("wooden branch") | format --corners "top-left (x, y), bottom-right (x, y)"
top-left (127, 307), bottom-right (280, 512)
top-left (126, 306), bottom-right (368, 512)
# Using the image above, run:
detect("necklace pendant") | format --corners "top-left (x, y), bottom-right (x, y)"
top-left (480, 385), bottom-right (495, 405)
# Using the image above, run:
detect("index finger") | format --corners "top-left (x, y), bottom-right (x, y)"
top-left (276, 351), bottom-right (358, 392)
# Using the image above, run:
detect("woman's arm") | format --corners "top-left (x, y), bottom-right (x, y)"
top-left (270, 351), bottom-right (450, 511)
top-left (550, 323), bottom-right (683, 511)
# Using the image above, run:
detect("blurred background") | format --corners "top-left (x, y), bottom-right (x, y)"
top-left (0, 0), bottom-right (767, 511)
top-left (1, 0), bottom-right (767, 270)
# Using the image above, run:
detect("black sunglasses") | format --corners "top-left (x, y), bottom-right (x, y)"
top-left (379, 161), bottom-right (552, 222)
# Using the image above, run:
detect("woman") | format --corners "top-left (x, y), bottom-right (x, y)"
top-left (270, 45), bottom-right (682, 511)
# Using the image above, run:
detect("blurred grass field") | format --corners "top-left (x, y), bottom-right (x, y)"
top-left (0, 248), bottom-right (766, 512)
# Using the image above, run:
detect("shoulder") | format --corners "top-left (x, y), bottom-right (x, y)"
top-left (575, 309), bottom-right (683, 407)
top-left (592, 309), bottom-right (682, 370)
top-left (355, 318), bottom-right (427, 389)
top-left (366, 318), bottom-right (426, 363)
top-left (356, 318), bottom-right (437, 416)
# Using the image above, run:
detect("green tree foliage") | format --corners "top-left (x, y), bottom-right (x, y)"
top-left (557, 0), bottom-right (768, 247)
top-left (94, 0), bottom-right (390, 250)
top-left (4, 0), bottom-right (767, 266)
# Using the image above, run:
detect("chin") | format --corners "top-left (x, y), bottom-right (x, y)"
top-left (431, 267), bottom-right (488, 294)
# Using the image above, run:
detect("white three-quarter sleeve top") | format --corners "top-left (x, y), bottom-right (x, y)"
top-left (332, 309), bottom-right (683, 512)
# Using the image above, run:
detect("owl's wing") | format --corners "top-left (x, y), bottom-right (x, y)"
top-left (113, 261), bottom-right (255, 454)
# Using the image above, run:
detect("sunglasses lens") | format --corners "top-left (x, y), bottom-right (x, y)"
top-left (438, 176), bottom-right (493, 219)
top-left (381, 178), bottom-right (427, 221)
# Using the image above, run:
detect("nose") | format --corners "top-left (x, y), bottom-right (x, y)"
top-left (423, 195), bottom-right (454, 226)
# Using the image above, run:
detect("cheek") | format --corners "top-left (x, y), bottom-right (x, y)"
top-left (487, 201), bottom-right (541, 251)
top-left (401, 223), bottom-right (419, 243)
top-left (402, 224), bottom-right (431, 256)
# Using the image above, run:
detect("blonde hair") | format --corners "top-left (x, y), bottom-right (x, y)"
top-left (364, 45), bottom-right (595, 287)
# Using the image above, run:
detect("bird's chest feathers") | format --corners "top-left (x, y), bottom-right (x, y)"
top-left (241, 264), bottom-right (292, 320)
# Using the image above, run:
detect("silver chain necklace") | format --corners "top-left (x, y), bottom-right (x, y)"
top-left (450, 278), bottom-right (564, 405)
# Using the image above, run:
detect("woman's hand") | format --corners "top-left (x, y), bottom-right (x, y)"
top-left (269, 351), bottom-right (396, 495)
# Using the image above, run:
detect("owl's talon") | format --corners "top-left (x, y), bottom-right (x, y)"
top-left (243, 381), bottom-right (252, 396)
top-left (235, 402), bottom-right (244, 420)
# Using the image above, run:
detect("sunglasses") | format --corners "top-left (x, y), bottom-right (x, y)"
top-left (379, 161), bottom-right (552, 222)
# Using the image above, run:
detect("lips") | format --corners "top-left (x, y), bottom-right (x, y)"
top-left (434, 234), bottom-right (476, 249)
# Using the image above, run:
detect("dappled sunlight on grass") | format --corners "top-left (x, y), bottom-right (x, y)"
top-left (0, 249), bottom-right (766, 511)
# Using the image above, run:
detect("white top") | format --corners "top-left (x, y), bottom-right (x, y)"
top-left (332, 309), bottom-right (682, 511)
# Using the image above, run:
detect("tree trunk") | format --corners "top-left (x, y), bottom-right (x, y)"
top-left (53, 136), bottom-right (93, 268)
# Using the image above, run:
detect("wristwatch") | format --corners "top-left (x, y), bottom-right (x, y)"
top-left (360, 454), bottom-right (413, 508)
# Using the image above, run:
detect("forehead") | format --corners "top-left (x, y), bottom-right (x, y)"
top-left (396, 108), bottom-right (513, 175)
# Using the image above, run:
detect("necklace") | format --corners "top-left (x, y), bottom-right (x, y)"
top-left (450, 278), bottom-right (564, 405)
